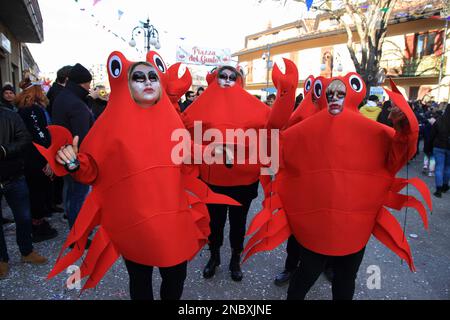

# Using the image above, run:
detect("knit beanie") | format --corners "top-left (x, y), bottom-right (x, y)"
top-left (69, 63), bottom-right (92, 84)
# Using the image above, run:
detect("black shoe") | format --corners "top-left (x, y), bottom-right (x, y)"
top-left (32, 220), bottom-right (58, 243)
top-left (203, 249), bottom-right (220, 279)
top-left (434, 187), bottom-right (443, 198)
top-left (442, 184), bottom-right (449, 193)
top-left (274, 270), bottom-right (292, 286)
top-left (229, 250), bottom-right (243, 282)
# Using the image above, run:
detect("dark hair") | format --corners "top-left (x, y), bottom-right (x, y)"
top-left (185, 91), bottom-right (194, 99)
top-left (196, 87), bottom-right (205, 95)
top-left (217, 66), bottom-right (242, 81)
top-left (368, 95), bottom-right (379, 102)
top-left (56, 65), bottom-right (72, 84)
top-left (267, 94), bottom-right (276, 100)
top-left (295, 93), bottom-right (304, 107)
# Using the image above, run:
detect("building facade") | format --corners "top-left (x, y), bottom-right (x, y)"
top-left (233, 0), bottom-right (450, 103)
top-left (0, 0), bottom-right (43, 88)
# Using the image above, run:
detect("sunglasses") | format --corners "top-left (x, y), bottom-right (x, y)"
top-left (218, 73), bottom-right (237, 82)
top-left (131, 71), bottom-right (159, 83)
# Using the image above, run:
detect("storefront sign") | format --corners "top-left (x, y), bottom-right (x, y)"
top-left (176, 45), bottom-right (232, 66)
top-left (0, 33), bottom-right (11, 53)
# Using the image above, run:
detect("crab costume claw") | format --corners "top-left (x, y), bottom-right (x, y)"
top-left (242, 175), bottom-right (291, 263)
top-left (385, 78), bottom-right (419, 135)
top-left (166, 62), bottom-right (192, 106)
top-left (33, 125), bottom-right (74, 177)
top-left (267, 58), bottom-right (299, 130)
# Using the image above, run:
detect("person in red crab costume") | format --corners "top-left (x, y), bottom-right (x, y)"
top-left (181, 60), bottom-right (298, 282)
top-left (33, 51), bottom-right (239, 300)
top-left (244, 70), bottom-right (432, 300)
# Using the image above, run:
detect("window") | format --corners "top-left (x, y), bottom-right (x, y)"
top-left (415, 32), bottom-right (437, 58)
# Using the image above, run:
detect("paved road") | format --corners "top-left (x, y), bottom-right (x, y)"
top-left (1, 155), bottom-right (449, 300)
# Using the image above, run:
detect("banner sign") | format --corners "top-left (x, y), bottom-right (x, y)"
top-left (176, 45), bottom-right (232, 66)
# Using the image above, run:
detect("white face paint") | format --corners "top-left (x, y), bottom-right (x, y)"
top-left (129, 64), bottom-right (161, 107)
top-left (217, 69), bottom-right (237, 88)
top-left (326, 80), bottom-right (346, 116)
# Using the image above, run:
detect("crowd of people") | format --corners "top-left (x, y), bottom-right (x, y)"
top-left (0, 64), bottom-right (109, 280)
top-left (358, 95), bottom-right (450, 198)
top-left (0, 55), bottom-right (448, 301)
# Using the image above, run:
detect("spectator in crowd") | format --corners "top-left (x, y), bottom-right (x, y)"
top-left (180, 90), bottom-right (195, 112)
top-left (47, 65), bottom-right (72, 116)
top-left (1, 84), bottom-right (17, 112)
top-left (15, 78), bottom-right (58, 242)
top-left (359, 95), bottom-right (381, 121)
top-left (1, 104), bottom-right (47, 279)
top-left (87, 84), bottom-right (109, 119)
top-left (427, 105), bottom-right (450, 198)
top-left (377, 100), bottom-right (394, 127)
top-left (52, 63), bottom-right (94, 228)
top-left (47, 67), bottom-right (73, 217)
top-left (196, 87), bottom-right (205, 99)
top-left (265, 93), bottom-right (276, 107)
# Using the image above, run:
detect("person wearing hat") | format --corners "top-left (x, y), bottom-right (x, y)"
top-left (52, 63), bottom-right (94, 229)
top-left (359, 95), bottom-right (382, 121)
top-left (1, 84), bottom-right (17, 112)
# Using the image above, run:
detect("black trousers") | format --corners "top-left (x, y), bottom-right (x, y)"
top-left (206, 181), bottom-right (259, 252)
top-left (287, 244), bottom-right (365, 300)
top-left (124, 259), bottom-right (187, 300)
top-left (284, 235), bottom-right (301, 271)
top-left (24, 169), bottom-right (52, 220)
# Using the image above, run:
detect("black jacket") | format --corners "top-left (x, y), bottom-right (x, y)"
top-left (52, 81), bottom-right (94, 144)
top-left (18, 105), bottom-right (51, 172)
top-left (86, 96), bottom-right (108, 119)
top-left (0, 107), bottom-right (31, 182)
top-left (429, 107), bottom-right (450, 151)
top-left (46, 82), bottom-right (65, 116)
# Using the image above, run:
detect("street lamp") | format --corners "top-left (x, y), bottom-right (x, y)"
top-left (262, 43), bottom-right (273, 98)
top-left (129, 18), bottom-right (161, 53)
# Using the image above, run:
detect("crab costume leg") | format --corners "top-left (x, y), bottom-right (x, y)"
top-left (373, 176), bottom-right (432, 272)
top-left (243, 175), bottom-right (291, 263)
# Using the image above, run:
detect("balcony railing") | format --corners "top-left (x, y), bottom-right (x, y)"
top-left (380, 55), bottom-right (444, 77)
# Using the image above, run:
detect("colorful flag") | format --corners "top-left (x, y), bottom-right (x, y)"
top-left (306, 0), bottom-right (313, 11)
top-left (118, 10), bottom-right (124, 20)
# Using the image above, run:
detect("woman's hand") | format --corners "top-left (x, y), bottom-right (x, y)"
top-left (56, 136), bottom-right (79, 169)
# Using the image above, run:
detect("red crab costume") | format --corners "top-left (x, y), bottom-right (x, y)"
top-left (244, 72), bottom-right (431, 272)
top-left (34, 51), bottom-right (239, 290)
top-left (181, 62), bottom-right (297, 186)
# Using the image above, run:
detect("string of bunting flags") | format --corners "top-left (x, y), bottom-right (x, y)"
top-left (72, 0), bottom-right (141, 54)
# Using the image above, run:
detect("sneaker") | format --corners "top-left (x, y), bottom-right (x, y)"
top-left (0, 262), bottom-right (9, 279)
top-left (21, 251), bottom-right (47, 265)
top-left (428, 172), bottom-right (435, 177)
